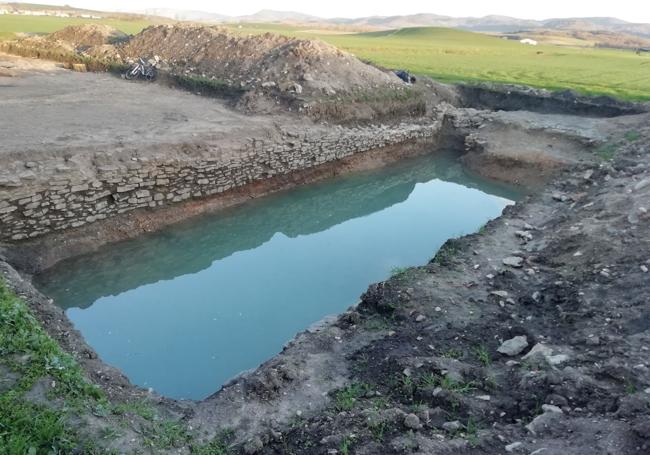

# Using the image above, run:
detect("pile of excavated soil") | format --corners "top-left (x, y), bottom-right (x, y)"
top-left (3, 24), bottom-right (403, 96)
top-left (119, 25), bottom-right (402, 96)
top-left (0, 24), bottom-right (126, 61)
top-left (2, 24), bottom-right (450, 121)
top-left (48, 24), bottom-right (128, 49)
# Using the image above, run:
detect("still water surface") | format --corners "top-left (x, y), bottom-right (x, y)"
top-left (36, 151), bottom-right (523, 400)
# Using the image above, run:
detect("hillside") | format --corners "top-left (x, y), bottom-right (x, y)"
top-left (0, 3), bottom-right (166, 40)
top-left (335, 14), bottom-right (650, 37)
top-left (500, 29), bottom-right (650, 49)
top-left (3, 12), bottom-right (650, 102)
top-left (132, 6), bottom-right (650, 39)
top-left (119, 24), bottom-right (402, 96)
top-left (314, 27), bottom-right (650, 100)
top-left (4, 3), bottom-right (650, 39)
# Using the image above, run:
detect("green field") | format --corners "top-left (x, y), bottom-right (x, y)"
top-left (0, 14), bottom-right (153, 40)
top-left (324, 28), bottom-right (650, 100)
top-left (232, 25), bottom-right (650, 101)
top-left (2, 15), bottom-right (649, 101)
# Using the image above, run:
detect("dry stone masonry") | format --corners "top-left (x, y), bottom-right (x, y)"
top-left (0, 122), bottom-right (440, 242)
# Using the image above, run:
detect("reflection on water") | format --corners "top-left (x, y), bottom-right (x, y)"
top-left (36, 150), bottom-right (523, 400)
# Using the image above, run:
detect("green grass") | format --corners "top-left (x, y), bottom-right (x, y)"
top-left (333, 383), bottom-right (371, 411)
top-left (0, 14), bottom-right (153, 41)
top-left (473, 345), bottom-right (491, 367)
top-left (0, 279), bottom-right (104, 453)
top-left (624, 130), bottom-right (642, 142)
top-left (339, 435), bottom-right (353, 455)
top-left (190, 429), bottom-right (234, 455)
top-left (390, 266), bottom-right (408, 277)
top-left (229, 24), bottom-right (650, 101)
top-left (171, 74), bottom-right (244, 98)
top-left (3, 15), bottom-right (649, 100)
top-left (465, 416), bottom-right (479, 447)
top-left (368, 421), bottom-right (387, 442)
top-left (111, 399), bottom-right (156, 421)
top-left (438, 375), bottom-right (476, 394)
top-left (594, 142), bottom-right (620, 161)
top-left (418, 372), bottom-right (476, 394)
top-left (0, 279), bottom-right (203, 453)
top-left (431, 239), bottom-right (461, 265)
top-left (324, 27), bottom-right (650, 101)
top-left (441, 348), bottom-right (464, 359)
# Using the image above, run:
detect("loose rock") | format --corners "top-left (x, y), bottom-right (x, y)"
top-left (502, 256), bottom-right (524, 268)
top-left (403, 413), bottom-right (422, 430)
top-left (497, 336), bottom-right (529, 356)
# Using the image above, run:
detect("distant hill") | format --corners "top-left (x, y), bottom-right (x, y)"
top-left (140, 8), bottom-right (229, 22)
top-left (3, 3), bottom-right (650, 40)
top-left (138, 8), bottom-right (321, 25)
top-left (0, 2), bottom-right (168, 22)
top-left (540, 17), bottom-right (650, 38)
top-left (332, 14), bottom-right (540, 32)
top-left (235, 9), bottom-right (321, 24)
top-left (211, 9), bottom-right (650, 39)
top-left (213, 9), bottom-right (650, 40)
top-left (331, 14), bottom-right (650, 37)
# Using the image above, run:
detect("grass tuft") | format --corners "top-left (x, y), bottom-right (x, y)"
top-left (0, 279), bottom-right (103, 453)
top-left (333, 383), bottom-right (371, 411)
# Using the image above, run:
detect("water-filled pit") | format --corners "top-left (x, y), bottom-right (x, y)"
top-left (35, 150), bottom-right (524, 400)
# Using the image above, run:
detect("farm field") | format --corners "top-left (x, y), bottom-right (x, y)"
top-left (2, 15), bottom-right (649, 100)
top-left (231, 24), bottom-right (650, 101)
top-left (0, 14), bottom-right (153, 40)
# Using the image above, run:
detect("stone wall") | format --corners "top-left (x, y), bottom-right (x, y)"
top-left (0, 122), bottom-right (440, 242)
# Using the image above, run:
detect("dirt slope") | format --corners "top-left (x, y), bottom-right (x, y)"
top-left (2, 23), bottom-right (403, 97)
top-left (1, 24), bottom-right (427, 121)
top-left (119, 25), bottom-right (401, 96)
top-left (2, 24), bottom-right (126, 57)
top-left (48, 24), bottom-right (128, 49)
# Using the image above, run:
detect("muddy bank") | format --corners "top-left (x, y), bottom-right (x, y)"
top-left (2, 111), bottom-right (649, 454)
top-left (3, 135), bottom-right (445, 273)
top-left (247, 125), bottom-right (650, 454)
top-left (0, 55), bottom-right (447, 247)
top-left (457, 83), bottom-right (647, 117)
top-left (2, 102), bottom-right (610, 271)
top-left (0, 59), bottom-right (625, 268)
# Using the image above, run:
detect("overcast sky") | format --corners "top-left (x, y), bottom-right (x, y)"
top-left (62, 0), bottom-right (650, 23)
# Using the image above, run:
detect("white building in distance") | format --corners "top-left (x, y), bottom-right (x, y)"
top-left (520, 38), bottom-right (538, 46)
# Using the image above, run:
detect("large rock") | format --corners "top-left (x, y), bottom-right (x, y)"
top-left (522, 343), bottom-right (570, 366)
top-left (497, 336), bottom-right (529, 356)
top-left (502, 256), bottom-right (524, 268)
top-left (403, 413), bottom-right (422, 430)
top-left (525, 409), bottom-right (565, 435)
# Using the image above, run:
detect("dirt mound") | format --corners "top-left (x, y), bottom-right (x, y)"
top-left (0, 24), bottom-right (127, 62)
top-left (1, 24), bottom-right (434, 122)
top-left (49, 24), bottom-right (128, 49)
top-left (119, 25), bottom-right (401, 96)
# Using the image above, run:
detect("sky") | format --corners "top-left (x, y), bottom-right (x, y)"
top-left (58, 0), bottom-right (650, 23)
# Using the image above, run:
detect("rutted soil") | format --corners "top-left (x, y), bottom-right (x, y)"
top-left (456, 84), bottom-right (647, 117)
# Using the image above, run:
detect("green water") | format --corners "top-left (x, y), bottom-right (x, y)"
top-left (35, 151), bottom-right (523, 400)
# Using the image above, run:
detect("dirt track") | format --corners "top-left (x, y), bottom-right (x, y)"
top-left (0, 53), bottom-right (285, 158)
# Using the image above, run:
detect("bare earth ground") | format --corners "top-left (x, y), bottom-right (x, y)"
top-left (1, 54), bottom-right (650, 454)
top-left (0, 53), bottom-right (289, 158)
top-left (0, 54), bottom-right (302, 192)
